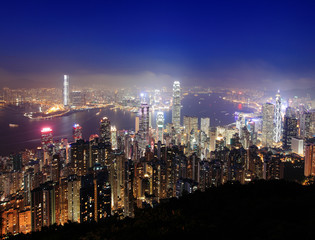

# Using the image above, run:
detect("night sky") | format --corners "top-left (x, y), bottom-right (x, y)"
top-left (0, 0), bottom-right (315, 90)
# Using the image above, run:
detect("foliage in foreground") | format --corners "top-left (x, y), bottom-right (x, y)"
top-left (4, 180), bottom-right (315, 240)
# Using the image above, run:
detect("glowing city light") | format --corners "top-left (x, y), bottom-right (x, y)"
top-left (41, 127), bottom-right (52, 133)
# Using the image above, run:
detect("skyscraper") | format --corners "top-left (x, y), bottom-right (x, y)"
top-left (262, 103), bottom-right (274, 147)
top-left (200, 117), bottom-right (210, 136)
top-left (67, 175), bottom-right (81, 223)
top-left (273, 90), bottom-right (282, 143)
top-left (111, 126), bottom-right (117, 150)
top-left (70, 139), bottom-right (89, 177)
top-left (304, 140), bottom-right (315, 176)
top-left (139, 103), bottom-right (150, 150)
top-left (299, 111), bottom-right (311, 138)
top-left (156, 111), bottom-right (164, 143)
top-left (172, 81), bottom-right (181, 133)
top-left (63, 75), bottom-right (70, 107)
top-left (183, 116), bottom-right (198, 135)
top-left (282, 107), bottom-right (297, 150)
top-left (100, 117), bottom-right (111, 145)
top-left (135, 116), bottom-right (139, 133)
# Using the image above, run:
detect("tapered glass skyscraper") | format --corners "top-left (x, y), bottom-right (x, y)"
top-left (172, 81), bottom-right (181, 133)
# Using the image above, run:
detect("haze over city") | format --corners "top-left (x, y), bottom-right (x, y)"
top-left (1, 1), bottom-right (315, 239)
top-left (0, 1), bottom-right (315, 90)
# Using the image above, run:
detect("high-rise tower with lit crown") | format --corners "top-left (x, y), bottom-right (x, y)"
top-left (172, 81), bottom-right (181, 133)
top-left (273, 90), bottom-right (282, 143)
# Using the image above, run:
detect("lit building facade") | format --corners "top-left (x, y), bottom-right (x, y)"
top-left (73, 124), bottom-right (83, 142)
top-left (282, 107), bottom-right (297, 150)
top-left (273, 90), bottom-right (282, 143)
top-left (156, 111), bottom-right (164, 143)
top-left (172, 81), bottom-right (181, 133)
top-left (262, 103), bottom-right (274, 147)
top-left (41, 127), bottom-right (53, 151)
top-left (200, 117), bottom-right (210, 136)
top-left (139, 103), bottom-right (150, 151)
top-left (111, 126), bottom-right (117, 150)
top-left (63, 75), bottom-right (70, 107)
top-left (304, 140), bottom-right (315, 176)
top-left (100, 117), bottom-right (111, 145)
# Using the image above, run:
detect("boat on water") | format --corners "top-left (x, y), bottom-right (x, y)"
top-left (9, 124), bottom-right (19, 127)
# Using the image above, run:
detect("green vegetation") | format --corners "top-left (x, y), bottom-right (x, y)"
top-left (6, 180), bottom-right (315, 240)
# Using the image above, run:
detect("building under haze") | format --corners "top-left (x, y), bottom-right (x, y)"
top-left (156, 111), bottom-right (164, 143)
top-left (71, 91), bottom-right (85, 107)
top-left (262, 103), bottom-right (274, 147)
top-left (172, 81), bottom-right (181, 133)
top-left (273, 90), bottom-right (282, 143)
top-left (282, 107), bottom-right (297, 150)
top-left (200, 117), bottom-right (210, 136)
top-left (63, 75), bottom-right (70, 107)
top-left (139, 103), bottom-right (150, 151)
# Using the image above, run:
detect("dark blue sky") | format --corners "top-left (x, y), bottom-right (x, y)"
top-left (0, 0), bottom-right (315, 89)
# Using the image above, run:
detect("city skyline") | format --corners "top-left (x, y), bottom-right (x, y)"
top-left (0, 1), bottom-right (314, 90)
top-left (1, 1), bottom-right (315, 238)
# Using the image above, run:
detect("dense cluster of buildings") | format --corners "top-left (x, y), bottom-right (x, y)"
top-left (1, 79), bottom-right (315, 237)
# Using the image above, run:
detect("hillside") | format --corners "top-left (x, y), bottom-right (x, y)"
top-left (5, 180), bottom-right (315, 240)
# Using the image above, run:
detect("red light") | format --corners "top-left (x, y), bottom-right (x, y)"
top-left (41, 127), bottom-right (52, 133)
top-left (238, 104), bottom-right (242, 110)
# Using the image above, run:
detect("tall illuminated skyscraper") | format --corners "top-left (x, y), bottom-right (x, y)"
top-left (172, 81), bottom-right (181, 133)
top-left (156, 111), bottom-right (164, 143)
top-left (262, 103), bottom-right (274, 147)
top-left (200, 117), bottom-right (210, 136)
top-left (100, 117), bottom-right (111, 144)
top-left (282, 107), bottom-right (297, 150)
top-left (111, 126), bottom-right (117, 150)
top-left (139, 103), bottom-right (150, 150)
top-left (273, 90), bottom-right (282, 143)
top-left (63, 75), bottom-right (70, 106)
